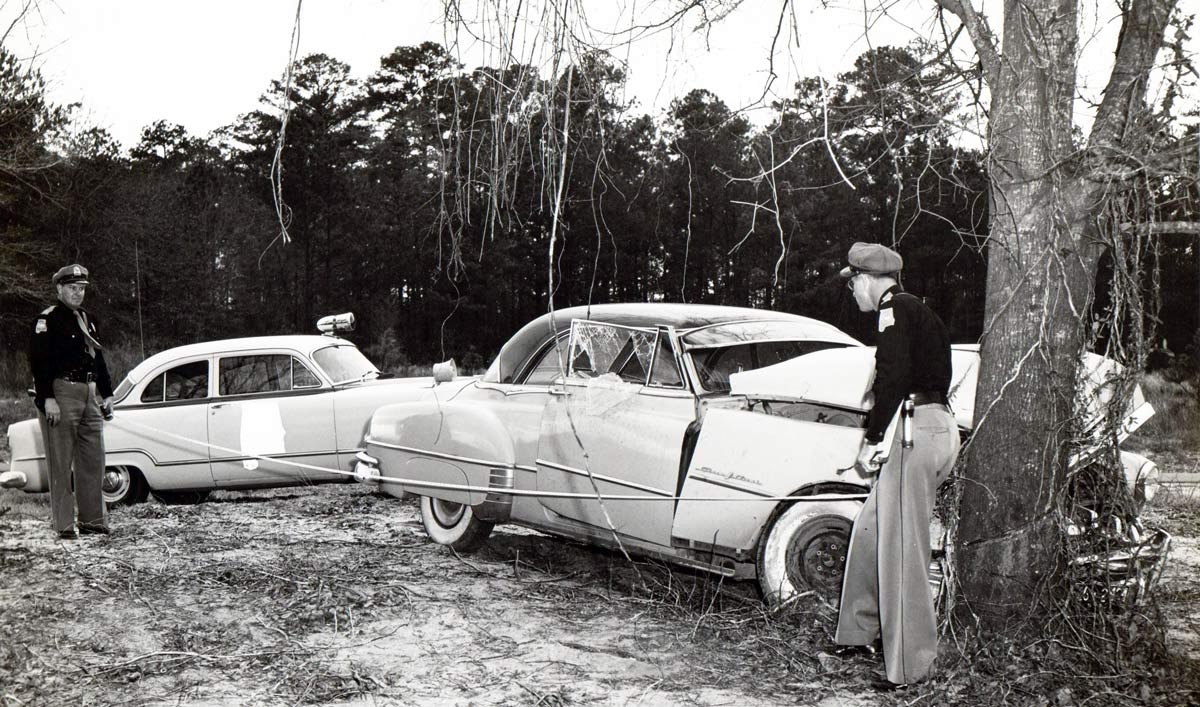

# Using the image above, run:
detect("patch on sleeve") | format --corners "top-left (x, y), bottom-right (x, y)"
top-left (34, 319), bottom-right (47, 334)
top-left (878, 309), bottom-right (895, 332)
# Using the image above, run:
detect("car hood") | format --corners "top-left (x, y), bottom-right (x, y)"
top-left (729, 344), bottom-right (1154, 438)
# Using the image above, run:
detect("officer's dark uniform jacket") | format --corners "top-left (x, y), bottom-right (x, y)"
top-left (864, 284), bottom-right (952, 444)
top-left (29, 304), bottom-right (114, 411)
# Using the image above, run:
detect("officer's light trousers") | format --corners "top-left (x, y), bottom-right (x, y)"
top-left (835, 405), bottom-right (959, 684)
top-left (38, 379), bottom-right (108, 532)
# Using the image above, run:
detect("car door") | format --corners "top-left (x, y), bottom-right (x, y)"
top-left (208, 352), bottom-right (339, 485)
top-left (535, 321), bottom-right (695, 547)
top-left (106, 358), bottom-right (215, 486)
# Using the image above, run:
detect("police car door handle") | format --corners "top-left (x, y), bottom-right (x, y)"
top-left (210, 403), bottom-right (228, 410)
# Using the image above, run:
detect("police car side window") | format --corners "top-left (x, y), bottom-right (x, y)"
top-left (220, 355), bottom-right (290, 396)
top-left (140, 374), bottom-right (166, 403)
top-left (165, 361), bottom-right (209, 401)
top-left (292, 357), bottom-right (321, 388)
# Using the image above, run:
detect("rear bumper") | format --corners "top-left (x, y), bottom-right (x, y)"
top-left (1, 457), bottom-right (48, 492)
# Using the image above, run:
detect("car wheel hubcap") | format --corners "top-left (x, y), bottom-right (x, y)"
top-left (103, 468), bottom-right (130, 499)
top-left (431, 499), bottom-right (465, 528)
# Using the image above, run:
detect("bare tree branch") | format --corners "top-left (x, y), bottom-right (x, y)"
top-left (1088, 0), bottom-right (1179, 149)
top-left (1119, 220), bottom-right (1200, 236)
top-left (933, 0), bottom-right (1001, 88)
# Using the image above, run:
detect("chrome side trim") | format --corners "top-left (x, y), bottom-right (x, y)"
top-left (535, 458), bottom-right (672, 497)
top-left (365, 439), bottom-right (515, 470)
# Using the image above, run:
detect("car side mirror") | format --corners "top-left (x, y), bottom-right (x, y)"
top-left (432, 359), bottom-right (457, 384)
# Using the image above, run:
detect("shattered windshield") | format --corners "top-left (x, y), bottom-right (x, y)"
top-left (568, 321), bottom-right (657, 384)
top-left (681, 320), bottom-right (855, 348)
top-left (683, 320), bottom-right (859, 393)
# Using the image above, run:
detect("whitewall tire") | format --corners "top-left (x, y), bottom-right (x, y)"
top-left (419, 496), bottom-right (494, 551)
top-left (757, 499), bottom-right (862, 606)
top-left (102, 466), bottom-right (149, 506)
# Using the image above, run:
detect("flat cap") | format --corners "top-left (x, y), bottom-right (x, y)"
top-left (52, 264), bottom-right (90, 286)
top-left (838, 242), bottom-right (902, 277)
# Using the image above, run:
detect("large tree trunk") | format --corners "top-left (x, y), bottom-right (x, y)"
top-left (953, 0), bottom-right (1178, 627)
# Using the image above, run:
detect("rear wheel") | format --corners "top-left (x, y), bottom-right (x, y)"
top-left (151, 489), bottom-right (210, 505)
top-left (103, 466), bottom-right (149, 506)
top-left (419, 496), bottom-right (494, 551)
top-left (757, 500), bottom-right (861, 606)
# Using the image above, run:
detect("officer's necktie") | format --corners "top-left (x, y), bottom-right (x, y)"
top-left (75, 310), bottom-right (103, 357)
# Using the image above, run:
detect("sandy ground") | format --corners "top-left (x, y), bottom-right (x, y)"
top-left (0, 473), bottom-right (1197, 706)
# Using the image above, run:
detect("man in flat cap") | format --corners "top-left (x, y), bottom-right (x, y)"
top-left (829, 242), bottom-right (960, 690)
top-left (29, 264), bottom-right (115, 539)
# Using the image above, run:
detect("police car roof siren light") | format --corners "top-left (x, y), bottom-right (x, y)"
top-left (317, 312), bottom-right (355, 336)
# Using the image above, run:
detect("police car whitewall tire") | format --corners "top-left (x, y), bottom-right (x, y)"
top-left (419, 495), bottom-right (494, 551)
top-left (102, 465), bottom-right (149, 506)
top-left (757, 499), bottom-right (862, 606)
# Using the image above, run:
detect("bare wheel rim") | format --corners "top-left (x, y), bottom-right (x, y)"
top-left (430, 498), bottom-right (466, 529)
top-left (102, 467), bottom-right (131, 500)
top-left (784, 518), bottom-right (851, 600)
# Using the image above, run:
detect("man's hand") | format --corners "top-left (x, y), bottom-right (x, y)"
top-left (44, 398), bottom-right (60, 427)
top-left (854, 443), bottom-right (884, 475)
top-left (101, 396), bottom-right (114, 420)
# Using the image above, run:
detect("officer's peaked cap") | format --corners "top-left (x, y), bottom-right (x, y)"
top-left (839, 242), bottom-right (902, 278)
top-left (52, 264), bottom-right (90, 286)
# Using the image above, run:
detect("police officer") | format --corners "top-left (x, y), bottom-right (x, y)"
top-left (29, 264), bottom-right (115, 540)
top-left (830, 242), bottom-right (961, 690)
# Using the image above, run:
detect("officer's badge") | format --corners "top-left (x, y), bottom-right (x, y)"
top-left (34, 319), bottom-right (47, 334)
top-left (878, 309), bottom-right (895, 332)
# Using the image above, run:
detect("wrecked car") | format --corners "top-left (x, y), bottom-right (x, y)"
top-left (355, 303), bottom-right (1166, 604)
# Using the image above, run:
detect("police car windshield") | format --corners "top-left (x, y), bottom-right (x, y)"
top-left (313, 345), bottom-right (379, 384)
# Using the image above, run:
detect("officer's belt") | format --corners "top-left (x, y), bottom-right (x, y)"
top-left (910, 390), bottom-right (949, 407)
top-left (58, 370), bottom-right (96, 384)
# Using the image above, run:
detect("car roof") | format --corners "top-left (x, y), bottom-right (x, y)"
top-left (123, 335), bottom-right (354, 385)
top-left (487, 302), bottom-right (857, 384)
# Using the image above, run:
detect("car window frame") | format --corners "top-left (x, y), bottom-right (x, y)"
top-left (563, 320), bottom-right (689, 392)
top-left (516, 333), bottom-right (572, 386)
top-left (129, 356), bottom-right (214, 409)
top-left (215, 350), bottom-right (332, 400)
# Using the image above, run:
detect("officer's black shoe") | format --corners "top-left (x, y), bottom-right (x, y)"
top-left (78, 524), bottom-right (110, 535)
top-left (870, 678), bottom-right (908, 692)
top-left (57, 529), bottom-right (78, 540)
top-left (822, 642), bottom-right (880, 658)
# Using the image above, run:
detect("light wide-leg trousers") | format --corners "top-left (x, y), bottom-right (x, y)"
top-left (834, 405), bottom-right (959, 684)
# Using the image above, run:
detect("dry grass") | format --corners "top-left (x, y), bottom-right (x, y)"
top-left (1129, 372), bottom-right (1200, 454)
top-left (1, 483), bottom-right (1198, 705)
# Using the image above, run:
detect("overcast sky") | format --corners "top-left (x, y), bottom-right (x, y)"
top-left (1, 0), bottom-right (1177, 150)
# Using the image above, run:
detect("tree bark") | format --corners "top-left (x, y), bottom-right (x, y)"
top-left (949, 0), bottom-right (1178, 627)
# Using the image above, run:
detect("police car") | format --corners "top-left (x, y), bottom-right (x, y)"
top-left (2, 314), bottom-right (434, 505)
